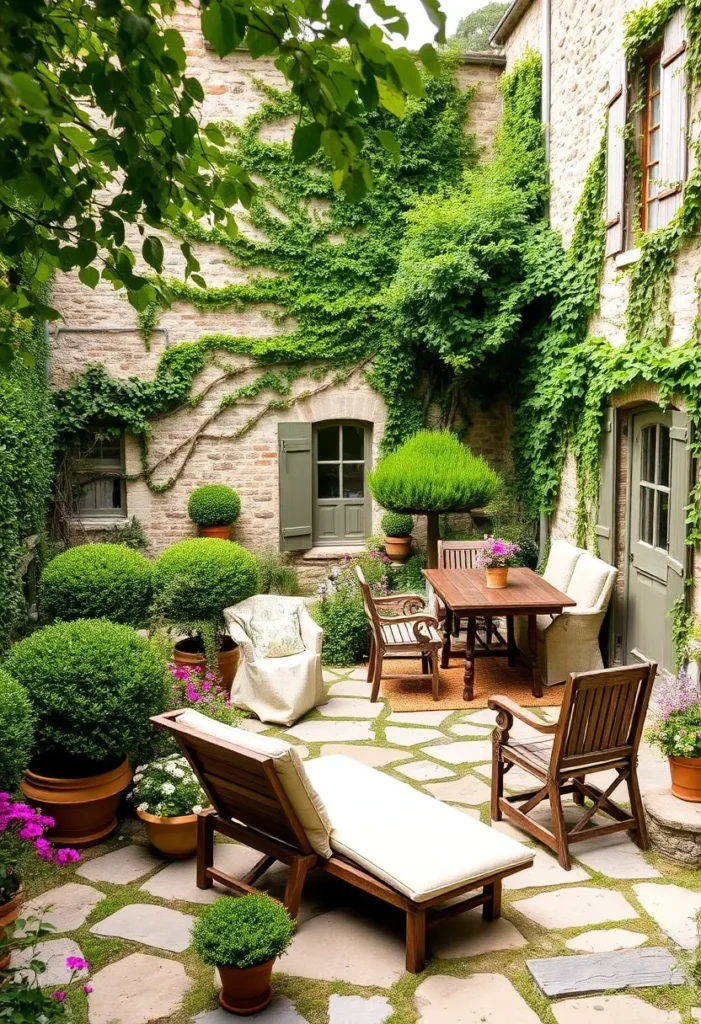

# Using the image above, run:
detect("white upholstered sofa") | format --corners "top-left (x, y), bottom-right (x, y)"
top-left (516, 539), bottom-right (618, 686)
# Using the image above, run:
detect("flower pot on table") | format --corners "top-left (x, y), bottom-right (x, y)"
top-left (485, 567), bottom-right (509, 589)
top-left (217, 959), bottom-right (275, 1015)
top-left (137, 808), bottom-right (198, 858)
top-left (21, 760), bottom-right (132, 847)
top-left (669, 755), bottom-right (701, 802)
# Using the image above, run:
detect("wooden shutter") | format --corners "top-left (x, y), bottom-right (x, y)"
top-left (595, 406), bottom-right (616, 563)
top-left (665, 410), bottom-right (692, 669)
top-left (658, 7), bottom-right (689, 227)
top-left (605, 59), bottom-right (627, 257)
top-left (278, 422), bottom-right (313, 551)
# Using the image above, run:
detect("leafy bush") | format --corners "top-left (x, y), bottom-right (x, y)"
top-left (390, 552), bottom-right (427, 595)
top-left (311, 595), bottom-right (370, 665)
top-left (256, 548), bottom-right (301, 596)
top-left (6, 619), bottom-right (168, 771)
top-left (40, 543), bottom-right (153, 627)
top-left (191, 894), bottom-right (295, 968)
top-left (381, 512), bottom-right (413, 537)
top-left (0, 669), bottom-right (34, 792)
top-left (188, 485), bottom-right (241, 527)
top-left (131, 754), bottom-right (206, 818)
top-left (100, 516), bottom-right (149, 552)
top-left (647, 672), bottom-right (701, 757)
top-left (153, 539), bottom-right (258, 624)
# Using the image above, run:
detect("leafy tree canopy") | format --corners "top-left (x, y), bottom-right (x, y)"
top-left (0, 0), bottom-right (445, 360)
top-left (449, 2), bottom-right (507, 51)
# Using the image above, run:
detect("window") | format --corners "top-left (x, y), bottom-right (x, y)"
top-left (75, 434), bottom-right (127, 518)
top-left (638, 423), bottom-right (670, 551)
top-left (642, 55), bottom-right (662, 231)
top-left (312, 422), bottom-right (370, 545)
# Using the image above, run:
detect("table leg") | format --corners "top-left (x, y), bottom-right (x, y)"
top-left (463, 617), bottom-right (476, 701)
top-left (441, 609), bottom-right (453, 669)
top-left (528, 614), bottom-right (543, 698)
top-left (507, 615), bottom-right (516, 668)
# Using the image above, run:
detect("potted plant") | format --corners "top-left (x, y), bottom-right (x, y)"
top-left (476, 537), bottom-right (522, 589)
top-left (0, 669), bottom-right (35, 795)
top-left (191, 894), bottom-right (295, 1015)
top-left (188, 485), bottom-right (242, 540)
top-left (647, 671), bottom-right (701, 801)
top-left (40, 543), bottom-right (153, 627)
top-left (1, 917), bottom-right (92, 1010)
top-left (130, 753), bottom-right (207, 858)
top-left (6, 619), bottom-right (168, 845)
top-left (368, 431), bottom-right (500, 568)
top-left (152, 538), bottom-right (258, 691)
top-left (381, 511), bottom-right (414, 562)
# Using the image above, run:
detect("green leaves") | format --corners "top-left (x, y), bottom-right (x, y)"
top-left (292, 122), bottom-right (323, 163)
top-left (201, 0), bottom-right (242, 57)
top-left (143, 236), bottom-right (165, 272)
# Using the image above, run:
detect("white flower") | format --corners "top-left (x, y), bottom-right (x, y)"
top-left (137, 802), bottom-right (149, 812)
top-left (192, 805), bottom-right (202, 814)
top-left (135, 765), bottom-right (146, 773)
top-left (164, 763), bottom-right (185, 779)
top-left (161, 782), bottom-right (176, 795)
top-left (133, 773), bottom-right (143, 783)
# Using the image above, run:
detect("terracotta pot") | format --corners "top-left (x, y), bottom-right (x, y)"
top-left (669, 756), bottom-right (701, 802)
top-left (383, 535), bottom-right (412, 562)
top-left (173, 636), bottom-right (240, 694)
top-left (218, 959), bottom-right (275, 1016)
top-left (485, 567), bottom-right (509, 589)
top-left (199, 524), bottom-right (232, 540)
top-left (0, 883), bottom-right (24, 970)
top-left (21, 759), bottom-right (132, 847)
top-left (137, 808), bottom-right (198, 858)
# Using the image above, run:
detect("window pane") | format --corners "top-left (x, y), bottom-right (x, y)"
top-left (342, 425), bottom-right (364, 462)
top-left (657, 491), bottom-right (670, 551)
top-left (649, 127), bottom-right (660, 163)
top-left (650, 91), bottom-right (660, 126)
top-left (651, 60), bottom-right (661, 93)
top-left (641, 425), bottom-right (656, 482)
top-left (647, 199), bottom-right (659, 229)
top-left (659, 426), bottom-right (671, 486)
top-left (77, 477), bottom-right (123, 512)
top-left (318, 463), bottom-right (340, 498)
top-left (342, 463), bottom-right (364, 498)
top-left (640, 486), bottom-right (654, 545)
top-left (317, 426), bottom-right (339, 461)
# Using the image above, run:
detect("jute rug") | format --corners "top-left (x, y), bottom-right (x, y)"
top-left (382, 656), bottom-right (565, 712)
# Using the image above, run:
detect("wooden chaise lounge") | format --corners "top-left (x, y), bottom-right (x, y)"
top-left (151, 708), bottom-right (534, 972)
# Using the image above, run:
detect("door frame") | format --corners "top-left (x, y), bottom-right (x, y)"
top-left (311, 420), bottom-right (372, 547)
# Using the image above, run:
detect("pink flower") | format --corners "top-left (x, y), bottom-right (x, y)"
top-left (83, 984), bottom-right (93, 994)
top-left (34, 837), bottom-right (53, 861)
top-left (51, 991), bottom-right (67, 1001)
top-left (18, 820), bottom-right (44, 840)
top-left (66, 955), bottom-right (90, 971)
top-left (55, 848), bottom-right (81, 866)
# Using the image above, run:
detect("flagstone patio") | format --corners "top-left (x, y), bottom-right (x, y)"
top-left (16, 664), bottom-right (701, 1023)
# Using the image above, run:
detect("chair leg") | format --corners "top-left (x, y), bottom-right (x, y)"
top-left (452, 615), bottom-right (460, 638)
top-left (548, 783), bottom-right (571, 870)
top-left (627, 764), bottom-right (650, 850)
top-left (370, 649), bottom-right (384, 702)
top-left (421, 653), bottom-right (429, 675)
top-left (283, 854), bottom-right (316, 919)
top-left (486, 616), bottom-right (493, 646)
top-left (482, 880), bottom-right (502, 921)
top-left (367, 636), bottom-right (376, 683)
top-left (405, 909), bottom-right (426, 973)
top-left (491, 754), bottom-right (504, 822)
top-left (431, 649), bottom-right (440, 701)
top-left (196, 810), bottom-right (215, 890)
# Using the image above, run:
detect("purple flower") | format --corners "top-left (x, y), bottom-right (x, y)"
top-left (55, 848), bottom-right (81, 866)
top-left (66, 956), bottom-right (90, 971)
top-left (83, 984), bottom-right (94, 994)
top-left (51, 991), bottom-right (67, 1002)
top-left (18, 820), bottom-right (44, 840)
top-left (34, 837), bottom-right (53, 861)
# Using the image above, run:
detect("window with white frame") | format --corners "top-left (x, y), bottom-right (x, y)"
top-left (74, 433), bottom-right (127, 518)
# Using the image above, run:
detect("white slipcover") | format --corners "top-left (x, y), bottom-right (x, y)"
top-left (224, 596), bottom-right (326, 727)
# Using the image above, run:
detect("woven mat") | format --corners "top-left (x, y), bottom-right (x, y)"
top-left (382, 656), bottom-right (565, 712)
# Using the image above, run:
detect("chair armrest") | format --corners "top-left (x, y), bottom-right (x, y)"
top-left (299, 607), bottom-right (323, 654)
top-left (488, 695), bottom-right (558, 734)
top-left (377, 612), bottom-right (439, 628)
top-left (373, 593), bottom-right (427, 614)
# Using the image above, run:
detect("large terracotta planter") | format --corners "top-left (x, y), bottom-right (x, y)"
top-left (200, 525), bottom-right (232, 540)
top-left (669, 756), bottom-right (701, 802)
top-left (21, 759), bottom-right (132, 846)
top-left (173, 636), bottom-right (239, 693)
top-left (485, 567), bottom-right (509, 589)
top-left (218, 959), bottom-right (275, 1015)
top-left (0, 883), bottom-right (24, 970)
top-left (383, 535), bottom-right (412, 562)
top-left (137, 808), bottom-right (198, 858)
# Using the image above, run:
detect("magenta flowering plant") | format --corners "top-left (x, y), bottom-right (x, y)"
top-left (475, 537), bottom-right (521, 570)
top-left (166, 664), bottom-right (245, 728)
top-left (0, 793), bottom-right (80, 905)
top-left (646, 671), bottom-right (701, 758)
top-left (0, 917), bottom-right (90, 1019)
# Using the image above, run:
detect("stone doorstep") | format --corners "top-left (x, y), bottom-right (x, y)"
top-left (526, 947), bottom-right (684, 998)
top-left (644, 784), bottom-right (701, 867)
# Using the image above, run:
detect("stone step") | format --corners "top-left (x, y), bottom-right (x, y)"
top-left (526, 946), bottom-right (684, 998)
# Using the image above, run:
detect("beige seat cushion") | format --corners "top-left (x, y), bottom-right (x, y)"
top-left (543, 539), bottom-right (585, 593)
top-left (175, 709), bottom-right (332, 857)
top-left (566, 553), bottom-right (612, 610)
top-left (305, 755), bottom-right (532, 902)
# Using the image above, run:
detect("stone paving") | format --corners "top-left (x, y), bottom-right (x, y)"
top-left (16, 662), bottom-right (700, 1023)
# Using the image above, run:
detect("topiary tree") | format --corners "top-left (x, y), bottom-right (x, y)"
top-left (369, 431), bottom-right (500, 568)
top-left (0, 668), bottom-right (35, 792)
top-left (192, 894), bottom-right (295, 969)
top-left (6, 619), bottom-right (168, 772)
top-left (188, 485), bottom-right (242, 528)
top-left (40, 543), bottom-right (153, 627)
top-left (381, 511), bottom-right (414, 538)
top-left (153, 539), bottom-right (258, 623)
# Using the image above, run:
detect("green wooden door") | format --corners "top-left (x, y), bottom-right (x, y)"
top-left (313, 422), bottom-right (370, 545)
top-left (278, 422), bottom-right (313, 551)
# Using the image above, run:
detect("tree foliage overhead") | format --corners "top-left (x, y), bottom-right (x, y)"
top-left (448, 2), bottom-right (508, 51)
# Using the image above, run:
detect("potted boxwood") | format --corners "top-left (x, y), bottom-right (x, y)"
top-left (381, 511), bottom-right (414, 562)
top-left (6, 619), bottom-right (168, 845)
top-left (0, 668), bottom-right (35, 795)
top-left (40, 543), bottom-right (153, 627)
top-left (188, 485), bottom-right (241, 540)
top-left (191, 894), bottom-right (295, 1015)
top-left (475, 537), bottom-right (522, 589)
top-left (152, 538), bottom-right (258, 691)
top-left (647, 670), bottom-right (701, 801)
top-left (131, 753), bottom-right (207, 858)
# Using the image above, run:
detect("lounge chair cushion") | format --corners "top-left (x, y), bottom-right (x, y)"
top-left (566, 552), bottom-right (613, 610)
top-left (175, 710), bottom-right (332, 857)
top-left (305, 755), bottom-right (532, 902)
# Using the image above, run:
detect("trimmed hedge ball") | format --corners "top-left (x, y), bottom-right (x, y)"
top-left (381, 511), bottom-right (414, 537)
top-left (153, 538), bottom-right (259, 623)
top-left (0, 669), bottom-right (35, 791)
top-left (40, 543), bottom-right (153, 626)
top-left (188, 485), bottom-right (241, 527)
top-left (191, 895), bottom-right (295, 968)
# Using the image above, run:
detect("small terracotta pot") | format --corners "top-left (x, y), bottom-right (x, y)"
top-left (21, 759), bottom-right (133, 846)
top-left (383, 535), bottom-right (412, 562)
top-left (173, 636), bottom-right (240, 694)
top-left (137, 808), bottom-right (198, 858)
top-left (485, 567), bottom-right (509, 589)
top-left (218, 959), bottom-right (275, 1016)
top-left (669, 756), bottom-right (701, 802)
top-left (0, 884), bottom-right (24, 970)
top-left (199, 524), bottom-right (232, 540)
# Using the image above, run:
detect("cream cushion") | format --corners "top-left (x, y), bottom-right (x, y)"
top-left (249, 613), bottom-right (304, 658)
top-left (305, 755), bottom-right (532, 902)
top-left (566, 552), bottom-right (612, 610)
top-left (175, 709), bottom-right (332, 857)
top-left (543, 539), bottom-right (585, 593)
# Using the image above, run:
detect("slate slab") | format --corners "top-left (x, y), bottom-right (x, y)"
top-left (395, 759), bottom-right (456, 781)
top-left (328, 680), bottom-right (373, 697)
top-left (423, 776), bottom-right (492, 805)
top-left (328, 994), bottom-right (392, 1024)
top-left (565, 928), bottom-right (647, 953)
top-left (11, 938), bottom-right (88, 988)
top-left (318, 697), bottom-right (383, 719)
top-left (422, 740), bottom-right (493, 765)
top-left (88, 952), bottom-right (191, 1024)
top-left (386, 711), bottom-right (452, 726)
top-left (526, 947), bottom-right (684, 997)
top-left (318, 744), bottom-right (411, 767)
top-left (633, 882), bottom-right (701, 949)
top-left (195, 998), bottom-right (308, 1023)
top-left (552, 995), bottom-right (681, 1023)
top-left (431, 908), bottom-right (527, 959)
top-left (384, 726), bottom-right (444, 747)
top-left (512, 887), bottom-right (637, 929)
top-left (572, 833), bottom-right (661, 879)
top-left (77, 844), bottom-right (164, 884)
top-left (140, 844), bottom-right (263, 904)
top-left (415, 973), bottom-right (541, 1023)
top-left (503, 849), bottom-right (589, 889)
top-left (90, 903), bottom-right (195, 952)
top-left (21, 882), bottom-right (103, 932)
top-left (285, 721), bottom-right (374, 742)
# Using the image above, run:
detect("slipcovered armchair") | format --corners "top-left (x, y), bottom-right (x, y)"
top-left (225, 596), bottom-right (325, 726)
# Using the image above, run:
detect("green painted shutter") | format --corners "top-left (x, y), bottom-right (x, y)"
top-left (667, 410), bottom-right (692, 587)
top-left (595, 407), bottom-right (616, 564)
top-left (278, 422), bottom-right (313, 551)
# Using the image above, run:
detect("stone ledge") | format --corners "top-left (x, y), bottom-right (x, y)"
top-left (645, 784), bottom-right (701, 866)
top-left (301, 546), bottom-right (364, 561)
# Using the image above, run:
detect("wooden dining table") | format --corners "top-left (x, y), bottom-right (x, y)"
top-left (422, 567), bottom-right (576, 701)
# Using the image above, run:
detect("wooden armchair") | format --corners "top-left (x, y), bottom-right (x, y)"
top-left (489, 662), bottom-right (656, 869)
top-left (355, 565), bottom-right (442, 702)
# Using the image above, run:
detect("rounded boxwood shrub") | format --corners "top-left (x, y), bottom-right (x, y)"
top-left (153, 538), bottom-right (258, 623)
top-left (6, 619), bottom-right (168, 772)
top-left (381, 511), bottom-right (414, 538)
top-left (188, 485), bottom-right (241, 527)
top-left (40, 543), bottom-right (153, 626)
top-left (0, 669), bottom-right (35, 791)
top-left (311, 596), bottom-right (370, 666)
top-left (192, 894), bottom-right (295, 968)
